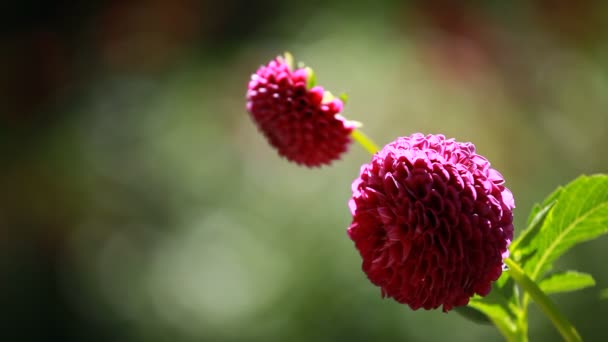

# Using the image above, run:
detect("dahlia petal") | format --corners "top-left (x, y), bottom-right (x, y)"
top-left (348, 133), bottom-right (514, 312)
top-left (488, 168), bottom-right (505, 184)
top-left (327, 99), bottom-right (343, 113)
top-left (377, 207), bottom-right (394, 225)
top-left (348, 198), bottom-right (358, 215)
top-left (501, 188), bottom-right (515, 209)
top-left (308, 86), bottom-right (324, 105)
top-left (246, 55), bottom-right (353, 166)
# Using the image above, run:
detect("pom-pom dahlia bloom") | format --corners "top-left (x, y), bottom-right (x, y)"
top-left (246, 54), bottom-right (355, 167)
top-left (348, 133), bottom-right (514, 312)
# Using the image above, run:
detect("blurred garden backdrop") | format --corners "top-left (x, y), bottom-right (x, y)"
top-left (1, 0), bottom-right (608, 341)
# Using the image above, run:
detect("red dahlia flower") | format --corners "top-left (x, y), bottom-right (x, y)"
top-left (348, 133), bottom-right (514, 312)
top-left (246, 54), bottom-right (355, 167)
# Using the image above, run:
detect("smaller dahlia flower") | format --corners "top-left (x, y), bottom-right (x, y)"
top-left (348, 133), bottom-right (514, 312)
top-left (246, 53), bottom-right (356, 167)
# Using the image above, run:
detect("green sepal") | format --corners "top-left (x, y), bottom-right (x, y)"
top-left (283, 51), bottom-right (295, 71)
top-left (305, 66), bottom-right (316, 89)
top-left (339, 92), bottom-right (348, 104)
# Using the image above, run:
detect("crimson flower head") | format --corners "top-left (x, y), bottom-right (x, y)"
top-left (348, 133), bottom-right (514, 312)
top-left (246, 53), bottom-right (356, 167)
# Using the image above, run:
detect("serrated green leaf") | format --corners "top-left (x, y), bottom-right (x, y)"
top-left (521, 174), bottom-right (608, 281)
top-left (535, 187), bottom-right (565, 221)
top-left (510, 200), bottom-right (556, 262)
top-left (526, 203), bottom-right (543, 227)
top-left (305, 67), bottom-right (316, 89)
top-left (510, 186), bottom-right (562, 262)
top-left (538, 271), bottom-right (595, 295)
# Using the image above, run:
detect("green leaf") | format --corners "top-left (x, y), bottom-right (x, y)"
top-left (538, 271), bottom-right (595, 295)
top-left (510, 200), bottom-right (556, 262)
top-left (492, 270), bottom-right (516, 303)
top-left (468, 290), bottom-right (520, 341)
top-left (601, 288), bottom-right (608, 299)
top-left (465, 272), bottom-right (522, 338)
top-left (305, 66), bottom-right (316, 89)
top-left (459, 273), bottom-right (517, 326)
top-left (521, 174), bottom-right (608, 281)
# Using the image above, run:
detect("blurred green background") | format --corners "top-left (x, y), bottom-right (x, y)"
top-left (1, 1), bottom-right (608, 341)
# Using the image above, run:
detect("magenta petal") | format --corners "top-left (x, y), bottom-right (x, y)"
top-left (246, 56), bottom-right (353, 167)
top-left (347, 133), bottom-right (514, 312)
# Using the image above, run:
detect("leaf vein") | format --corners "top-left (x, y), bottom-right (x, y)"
top-left (531, 201), bottom-right (608, 280)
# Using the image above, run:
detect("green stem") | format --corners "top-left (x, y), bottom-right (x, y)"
top-left (505, 258), bottom-right (582, 342)
top-left (467, 300), bottom-right (524, 342)
top-left (351, 129), bottom-right (380, 155)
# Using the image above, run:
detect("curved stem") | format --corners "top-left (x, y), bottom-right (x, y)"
top-left (467, 300), bottom-right (524, 342)
top-left (491, 317), bottom-right (525, 342)
top-left (505, 258), bottom-right (582, 342)
top-left (351, 129), bottom-right (380, 155)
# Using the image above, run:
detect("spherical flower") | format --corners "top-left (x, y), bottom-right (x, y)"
top-left (348, 133), bottom-right (514, 312)
top-left (246, 54), bottom-right (356, 167)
